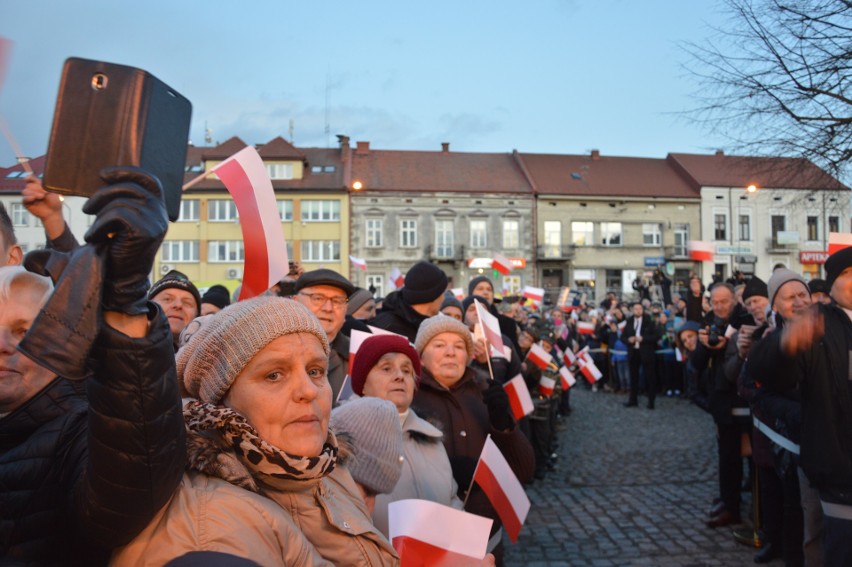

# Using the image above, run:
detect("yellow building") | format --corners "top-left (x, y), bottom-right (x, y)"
top-left (159, 136), bottom-right (350, 293)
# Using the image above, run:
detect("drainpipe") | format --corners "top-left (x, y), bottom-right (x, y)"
top-left (512, 149), bottom-right (539, 287)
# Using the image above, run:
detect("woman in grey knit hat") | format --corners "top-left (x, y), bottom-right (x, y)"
top-left (113, 296), bottom-right (398, 566)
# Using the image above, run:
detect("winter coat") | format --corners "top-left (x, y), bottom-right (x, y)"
top-left (749, 302), bottom-right (852, 497)
top-left (329, 333), bottom-right (350, 404)
top-left (371, 290), bottom-right (429, 343)
top-left (372, 409), bottom-right (464, 537)
top-left (113, 428), bottom-right (398, 566)
top-left (0, 305), bottom-right (185, 565)
top-left (621, 314), bottom-right (659, 363)
top-left (412, 367), bottom-right (535, 543)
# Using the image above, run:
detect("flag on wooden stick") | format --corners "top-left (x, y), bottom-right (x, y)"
top-left (472, 436), bottom-right (531, 543)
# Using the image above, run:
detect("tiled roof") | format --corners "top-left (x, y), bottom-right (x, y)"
top-left (257, 136), bottom-right (304, 160)
top-left (201, 136), bottom-right (248, 160)
top-left (350, 147), bottom-right (532, 194)
top-left (667, 152), bottom-right (849, 191)
top-left (0, 156), bottom-right (46, 193)
top-left (518, 152), bottom-right (698, 199)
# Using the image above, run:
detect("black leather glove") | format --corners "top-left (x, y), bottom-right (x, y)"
top-left (83, 166), bottom-right (168, 315)
top-left (483, 380), bottom-right (515, 432)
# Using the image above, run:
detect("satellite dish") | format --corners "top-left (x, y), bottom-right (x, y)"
top-left (664, 262), bottom-right (675, 276)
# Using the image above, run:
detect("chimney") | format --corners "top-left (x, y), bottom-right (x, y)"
top-left (356, 141), bottom-right (370, 155)
top-left (591, 149), bottom-right (600, 160)
top-left (441, 142), bottom-right (450, 153)
top-left (715, 149), bottom-right (725, 157)
top-left (337, 134), bottom-right (350, 151)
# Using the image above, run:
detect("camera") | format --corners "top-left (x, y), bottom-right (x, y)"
top-left (707, 324), bottom-right (722, 347)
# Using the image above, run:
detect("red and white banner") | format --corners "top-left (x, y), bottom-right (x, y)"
top-left (210, 146), bottom-right (288, 300)
top-left (473, 436), bottom-right (531, 543)
top-left (389, 267), bottom-right (404, 290)
top-left (687, 240), bottom-right (714, 262)
top-left (539, 376), bottom-right (556, 397)
top-left (474, 300), bottom-right (505, 354)
top-left (578, 357), bottom-right (602, 384)
top-left (491, 253), bottom-right (513, 275)
top-left (389, 499), bottom-right (492, 566)
top-left (521, 286), bottom-right (544, 303)
top-left (577, 321), bottom-right (595, 335)
top-left (451, 287), bottom-right (465, 300)
top-left (349, 255), bottom-right (367, 271)
top-left (504, 374), bottom-right (534, 420)
top-left (559, 366), bottom-right (576, 390)
top-left (828, 233), bottom-right (852, 255)
top-left (527, 342), bottom-right (553, 370)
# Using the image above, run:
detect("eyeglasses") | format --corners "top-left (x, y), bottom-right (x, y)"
top-left (297, 292), bottom-right (348, 309)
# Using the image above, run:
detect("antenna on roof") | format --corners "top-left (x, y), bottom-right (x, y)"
top-left (289, 119), bottom-right (295, 144)
top-left (204, 121), bottom-right (212, 145)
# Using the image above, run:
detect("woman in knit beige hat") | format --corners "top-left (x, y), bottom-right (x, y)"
top-left (113, 296), bottom-right (398, 566)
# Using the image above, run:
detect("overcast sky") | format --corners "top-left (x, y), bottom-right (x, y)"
top-left (0, 0), bottom-right (731, 166)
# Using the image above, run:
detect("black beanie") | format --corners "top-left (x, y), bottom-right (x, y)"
top-left (826, 247), bottom-right (852, 288)
top-left (149, 270), bottom-right (202, 315)
top-left (741, 276), bottom-right (768, 301)
top-left (201, 284), bottom-right (231, 310)
top-left (401, 261), bottom-right (448, 305)
top-left (808, 278), bottom-right (830, 296)
top-left (468, 275), bottom-right (493, 298)
top-left (462, 294), bottom-right (489, 314)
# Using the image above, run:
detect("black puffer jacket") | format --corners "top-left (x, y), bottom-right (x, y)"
top-left (371, 290), bottom-right (430, 343)
top-left (0, 304), bottom-right (185, 565)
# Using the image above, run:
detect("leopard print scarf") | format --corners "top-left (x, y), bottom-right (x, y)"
top-left (183, 400), bottom-right (338, 492)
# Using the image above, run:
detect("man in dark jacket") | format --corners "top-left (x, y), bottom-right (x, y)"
top-left (371, 261), bottom-right (448, 342)
top-left (750, 249), bottom-right (852, 565)
top-left (0, 168), bottom-right (185, 564)
top-left (468, 275), bottom-right (520, 353)
top-left (622, 302), bottom-right (660, 409)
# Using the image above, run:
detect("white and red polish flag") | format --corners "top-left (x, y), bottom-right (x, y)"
top-left (389, 499), bottom-right (492, 566)
top-left (472, 436), bottom-right (531, 543)
top-left (491, 253), bottom-right (513, 275)
top-left (0, 38), bottom-right (11, 93)
top-left (348, 329), bottom-right (374, 376)
top-left (504, 374), bottom-right (534, 420)
top-left (209, 146), bottom-right (287, 300)
top-left (526, 342), bottom-right (553, 370)
top-left (474, 300), bottom-right (505, 354)
top-left (618, 320), bottom-right (627, 331)
top-left (578, 357), bottom-right (602, 384)
top-left (389, 267), bottom-right (404, 289)
top-left (349, 255), bottom-right (367, 271)
top-left (521, 286), bottom-right (544, 303)
top-left (451, 287), bottom-right (465, 300)
top-left (539, 376), bottom-right (556, 397)
top-left (367, 325), bottom-right (405, 338)
top-left (828, 233), bottom-right (852, 255)
top-left (687, 240), bottom-right (714, 262)
top-left (559, 366), bottom-right (576, 390)
top-left (577, 321), bottom-right (595, 335)
top-left (563, 349), bottom-right (576, 366)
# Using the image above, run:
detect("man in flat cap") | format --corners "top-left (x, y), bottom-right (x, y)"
top-left (291, 268), bottom-right (355, 402)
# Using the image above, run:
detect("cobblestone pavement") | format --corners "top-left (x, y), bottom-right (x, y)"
top-left (504, 388), bottom-right (760, 566)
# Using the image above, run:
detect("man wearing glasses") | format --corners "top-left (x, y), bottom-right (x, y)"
top-left (292, 269), bottom-right (355, 402)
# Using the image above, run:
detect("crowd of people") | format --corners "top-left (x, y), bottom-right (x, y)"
top-left (2, 170), bottom-right (852, 566)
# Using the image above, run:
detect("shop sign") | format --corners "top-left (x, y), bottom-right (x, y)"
top-left (643, 256), bottom-right (666, 267)
top-left (800, 251), bottom-right (829, 264)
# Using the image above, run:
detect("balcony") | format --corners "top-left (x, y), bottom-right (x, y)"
top-left (536, 244), bottom-right (576, 261)
top-left (425, 244), bottom-right (466, 262)
top-left (765, 237), bottom-right (796, 254)
top-left (663, 246), bottom-right (689, 260)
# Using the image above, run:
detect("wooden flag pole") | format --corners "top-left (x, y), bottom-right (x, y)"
top-left (462, 434), bottom-right (490, 509)
top-left (182, 170), bottom-right (213, 191)
top-left (0, 114), bottom-right (32, 174)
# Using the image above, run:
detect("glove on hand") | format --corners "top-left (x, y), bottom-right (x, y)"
top-left (483, 379), bottom-right (515, 432)
top-left (83, 166), bottom-right (168, 315)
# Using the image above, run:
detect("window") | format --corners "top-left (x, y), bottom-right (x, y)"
top-left (600, 222), bottom-right (622, 246)
top-left (265, 163), bottom-right (294, 180)
top-left (11, 204), bottom-right (29, 227)
top-left (161, 240), bottom-right (199, 262)
top-left (208, 240), bottom-right (244, 262)
top-left (714, 213), bottom-right (727, 241)
top-left (178, 199), bottom-right (199, 222)
top-left (771, 215), bottom-right (786, 245)
top-left (366, 219), bottom-right (383, 248)
top-left (605, 269), bottom-right (623, 294)
top-left (807, 216), bottom-right (819, 241)
top-left (208, 200), bottom-right (238, 222)
top-left (503, 275), bottom-right (521, 295)
top-left (642, 223), bottom-right (661, 246)
top-left (470, 220), bottom-right (487, 249)
top-left (739, 214), bottom-right (751, 241)
top-left (400, 219), bottom-right (417, 248)
top-left (301, 240), bottom-right (341, 262)
top-left (830, 216), bottom-right (840, 234)
top-left (674, 224), bottom-right (689, 256)
top-left (544, 221), bottom-right (562, 257)
top-left (366, 275), bottom-right (384, 297)
top-left (571, 221), bottom-right (593, 246)
top-left (301, 200), bottom-right (340, 222)
top-left (502, 220), bottom-right (519, 249)
top-left (278, 200), bottom-right (293, 221)
top-left (435, 220), bottom-right (454, 258)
